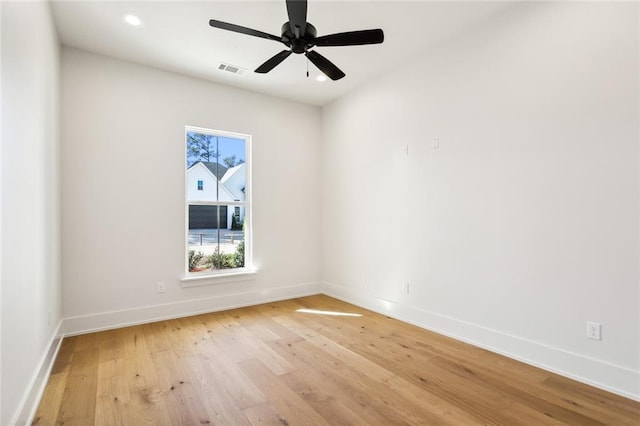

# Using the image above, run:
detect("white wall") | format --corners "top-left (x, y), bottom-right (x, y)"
top-left (61, 48), bottom-right (322, 330)
top-left (1, 3), bottom-right (4, 419)
top-left (1, 3), bottom-right (3, 420)
top-left (1, 1), bottom-right (62, 424)
top-left (321, 2), bottom-right (639, 399)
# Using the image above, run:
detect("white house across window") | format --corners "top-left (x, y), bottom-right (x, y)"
top-left (185, 126), bottom-right (251, 275)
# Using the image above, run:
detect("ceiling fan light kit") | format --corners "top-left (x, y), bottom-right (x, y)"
top-left (209, 0), bottom-right (384, 81)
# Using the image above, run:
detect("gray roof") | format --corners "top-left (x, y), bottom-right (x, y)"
top-left (199, 161), bottom-right (228, 180)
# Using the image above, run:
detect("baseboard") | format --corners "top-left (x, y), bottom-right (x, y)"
top-left (63, 281), bottom-right (323, 336)
top-left (322, 281), bottom-right (640, 402)
top-left (11, 320), bottom-right (64, 426)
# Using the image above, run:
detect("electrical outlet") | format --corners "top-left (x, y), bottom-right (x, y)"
top-left (405, 283), bottom-right (410, 294)
top-left (157, 282), bottom-right (166, 294)
top-left (587, 322), bottom-right (601, 340)
top-left (433, 137), bottom-right (440, 150)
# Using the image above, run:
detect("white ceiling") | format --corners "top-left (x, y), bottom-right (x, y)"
top-left (51, 1), bottom-right (514, 106)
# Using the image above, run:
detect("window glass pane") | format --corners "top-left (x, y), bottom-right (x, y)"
top-left (218, 137), bottom-right (246, 203)
top-left (186, 132), bottom-right (246, 202)
top-left (186, 128), bottom-right (248, 274)
top-left (187, 207), bottom-right (245, 272)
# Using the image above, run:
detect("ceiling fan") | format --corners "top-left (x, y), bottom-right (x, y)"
top-left (209, 0), bottom-right (384, 81)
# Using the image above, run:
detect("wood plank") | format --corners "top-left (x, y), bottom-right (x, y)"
top-left (267, 338), bottom-right (412, 425)
top-left (271, 314), bottom-right (487, 425)
top-left (120, 324), bottom-right (174, 426)
top-left (32, 372), bottom-right (68, 425)
top-left (278, 360), bottom-right (396, 425)
top-left (55, 347), bottom-right (100, 425)
top-left (243, 402), bottom-right (292, 426)
top-left (237, 358), bottom-right (331, 426)
top-left (178, 355), bottom-right (253, 424)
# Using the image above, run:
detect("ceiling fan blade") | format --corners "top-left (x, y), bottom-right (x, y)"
top-left (255, 50), bottom-right (292, 73)
top-left (286, 0), bottom-right (307, 37)
top-left (209, 19), bottom-right (282, 43)
top-left (305, 50), bottom-right (345, 81)
top-left (314, 29), bottom-right (384, 47)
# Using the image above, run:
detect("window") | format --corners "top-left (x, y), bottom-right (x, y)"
top-left (185, 126), bottom-right (251, 276)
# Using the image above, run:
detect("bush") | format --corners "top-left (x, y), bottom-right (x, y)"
top-left (188, 250), bottom-right (204, 271)
top-left (208, 248), bottom-right (235, 269)
top-left (234, 239), bottom-right (245, 268)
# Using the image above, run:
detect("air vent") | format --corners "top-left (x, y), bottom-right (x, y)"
top-left (218, 63), bottom-right (246, 75)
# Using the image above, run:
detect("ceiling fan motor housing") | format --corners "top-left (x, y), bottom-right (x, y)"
top-left (282, 22), bottom-right (317, 53)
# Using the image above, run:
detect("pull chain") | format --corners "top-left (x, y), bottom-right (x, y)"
top-left (306, 56), bottom-right (309, 78)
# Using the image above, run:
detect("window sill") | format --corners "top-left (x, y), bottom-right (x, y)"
top-left (180, 269), bottom-right (257, 287)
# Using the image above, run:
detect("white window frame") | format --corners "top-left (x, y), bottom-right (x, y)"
top-left (181, 125), bottom-right (255, 286)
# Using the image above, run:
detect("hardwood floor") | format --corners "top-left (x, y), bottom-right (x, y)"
top-left (34, 295), bottom-right (640, 425)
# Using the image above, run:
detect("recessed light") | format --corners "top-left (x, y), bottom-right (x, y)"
top-left (123, 14), bottom-right (142, 27)
top-left (316, 75), bottom-right (327, 82)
